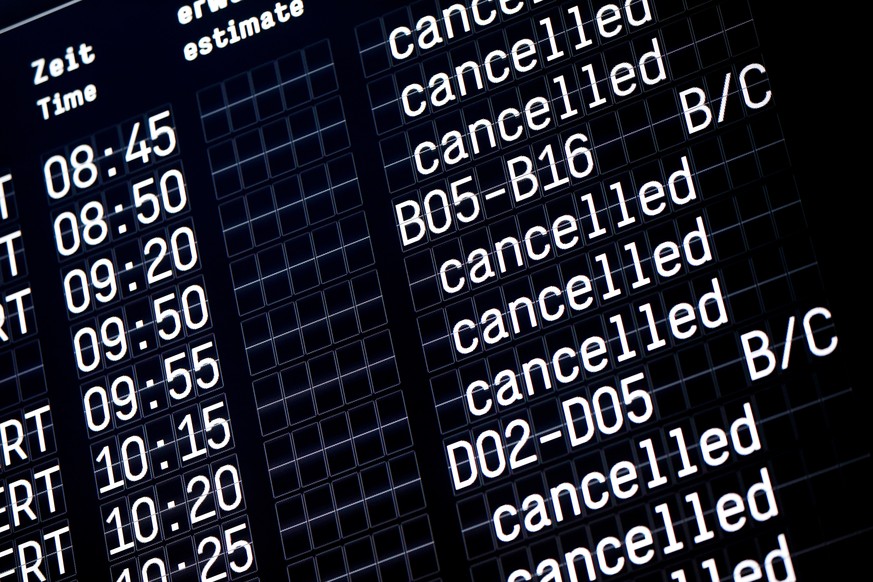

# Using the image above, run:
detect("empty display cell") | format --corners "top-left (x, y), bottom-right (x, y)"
top-left (278, 50), bottom-right (310, 107)
top-left (351, 271), bottom-right (387, 331)
top-left (301, 162), bottom-right (335, 224)
top-left (197, 83), bottom-right (231, 141)
top-left (316, 96), bottom-right (350, 155)
top-left (270, 303), bottom-right (305, 364)
top-left (362, 331), bottom-right (400, 393)
top-left (277, 495), bottom-right (310, 558)
top-left (377, 392), bottom-right (413, 453)
top-left (305, 484), bottom-right (341, 547)
top-left (230, 255), bottom-right (264, 314)
top-left (333, 474), bottom-right (367, 537)
top-left (225, 72), bottom-right (257, 131)
top-left (281, 363), bottom-right (317, 426)
top-left (258, 246), bottom-right (293, 304)
top-left (252, 61), bottom-right (284, 120)
top-left (321, 413), bottom-right (356, 475)
top-left (309, 352), bottom-right (344, 414)
top-left (299, 293), bottom-right (332, 353)
top-left (328, 154), bottom-right (363, 214)
top-left (305, 40), bottom-right (339, 97)
top-left (336, 341), bottom-right (371, 404)
top-left (252, 373), bottom-right (288, 435)
top-left (241, 314), bottom-right (276, 374)
top-left (325, 283), bottom-right (358, 344)
top-left (290, 107), bottom-right (321, 166)
top-left (403, 516), bottom-right (439, 578)
top-left (237, 129), bottom-right (269, 187)
top-left (362, 463), bottom-right (395, 526)
top-left (389, 452), bottom-right (426, 516)
top-left (313, 223), bottom-right (347, 282)
top-left (262, 118), bottom-right (296, 177)
top-left (275, 174), bottom-right (308, 234)
top-left (208, 141), bottom-right (241, 199)
top-left (265, 434), bottom-right (299, 497)
top-left (368, 76), bottom-right (403, 135)
top-left (219, 197), bottom-right (253, 255)
top-left (374, 526), bottom-right (407, 579)
top-left (316, 547), bottom-right (347, 580)
top-left (293, 423), bottom-right (329, 486)
top-left (349, 403), bottom-right (385, 466)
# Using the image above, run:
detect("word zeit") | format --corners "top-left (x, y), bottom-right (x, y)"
top-left (31, 43), bottom-right (98, 120)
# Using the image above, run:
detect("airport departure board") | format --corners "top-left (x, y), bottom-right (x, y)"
top-left (0, 1), bottom-right (870, 580)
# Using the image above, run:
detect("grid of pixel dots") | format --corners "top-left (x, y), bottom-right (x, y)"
top-left (198, 41), bottom-right (438, 580)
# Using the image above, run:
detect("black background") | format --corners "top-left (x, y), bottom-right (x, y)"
top-left (0, 1), bottom-right (870, 580)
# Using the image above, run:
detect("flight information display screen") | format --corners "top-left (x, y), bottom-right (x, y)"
top-left (0, 1), bottom-right (869, 580)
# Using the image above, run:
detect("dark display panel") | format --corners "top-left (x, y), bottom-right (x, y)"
top-left (0, 1), bottom-right (869, 580)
